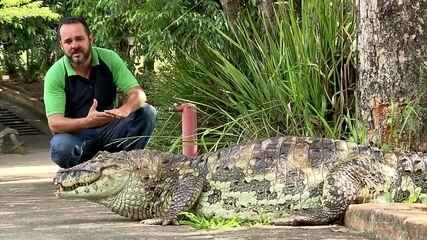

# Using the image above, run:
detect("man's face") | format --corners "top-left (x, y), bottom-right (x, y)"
top-left (59, 23), bottom-right (92, 66)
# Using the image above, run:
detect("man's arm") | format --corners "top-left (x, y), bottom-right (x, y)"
top-left (104, 86), bottom-right (146, 118)
top-left (48, 99), bottom-right (113, 133)
top-left (48, 87), bottom-right (146, 133)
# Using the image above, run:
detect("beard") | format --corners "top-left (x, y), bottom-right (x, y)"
top-left (67, 45), bottom-right (91, 65)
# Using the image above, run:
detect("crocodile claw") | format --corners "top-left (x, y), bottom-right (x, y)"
top-left (272, 210), bottom-right (335, 226)
top-left (162, 218), bottom-right (179, 226)
top-left (140, 218), bottom-right (179, 225)
top-left (140, 218), bottom-right (163, 225)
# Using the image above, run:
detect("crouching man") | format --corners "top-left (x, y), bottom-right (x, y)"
top-left (44, 16), bottom-right (156, 168)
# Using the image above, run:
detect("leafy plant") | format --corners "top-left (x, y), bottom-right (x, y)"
top-left (154, 0), bottom-right (357, 151)
top-left (70, 0), bottom-right (225, 98)
top-left (0, 0), bottom-right (58, 23)
top-left (342, 112), bottom-right (368, 144)
top-left (0, 0), bottom-right (59, 81)
top-left (379, 99), bottom-right (425, 151)
top-left (405, 186), bottom-right (422, 204)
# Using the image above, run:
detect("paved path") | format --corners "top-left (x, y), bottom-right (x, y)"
top-left (0, 135), bottom-right (373, 240)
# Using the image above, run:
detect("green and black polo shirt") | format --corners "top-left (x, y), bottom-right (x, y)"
top-left (43, 47), bottom-right (139, 118)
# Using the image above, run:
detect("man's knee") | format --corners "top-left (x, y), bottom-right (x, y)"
top-left (50, 134), bottom-right (83, 168)
top-left (140, 104), bottom-right (157, 125)
top-left (132, 104), bottom-right (157, 129)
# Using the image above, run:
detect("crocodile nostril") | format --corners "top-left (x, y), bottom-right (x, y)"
top-left (415, 169), bottom-right (423, 174)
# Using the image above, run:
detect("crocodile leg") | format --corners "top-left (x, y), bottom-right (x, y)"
top-left (273, 155), bottom-right (382, 225)
top-left (141, 169), bottom-right (206, 225)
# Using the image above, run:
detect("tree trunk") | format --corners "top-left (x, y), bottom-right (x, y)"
top-left (220, 0), bottom-right (241, 24)
top-left (357, 0), bottom-right (427, 150)
top-left (258, 0), bottom-right (275, 27)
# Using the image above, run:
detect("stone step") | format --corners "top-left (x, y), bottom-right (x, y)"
top-left (0, 107), bottom-right (44, 135)
top-left (345, 203), bottom-right (427, 240)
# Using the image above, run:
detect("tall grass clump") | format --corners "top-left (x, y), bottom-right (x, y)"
top-left (153, 0), bottom-right (356, 151)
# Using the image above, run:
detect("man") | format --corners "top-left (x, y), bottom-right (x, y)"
top-left (44, 16), bottom-right (156, 169)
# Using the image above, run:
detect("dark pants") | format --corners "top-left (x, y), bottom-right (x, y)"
top-left (50, 104), bottom-right (157, 168)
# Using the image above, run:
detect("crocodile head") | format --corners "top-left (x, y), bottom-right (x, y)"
top-left (53, 151), bottom-right (135, 200)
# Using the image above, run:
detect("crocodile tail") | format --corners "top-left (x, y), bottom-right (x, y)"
top-left (271, 209), bottom-right (340, 226)
top-left (273, 155), bottom-right (382, 226)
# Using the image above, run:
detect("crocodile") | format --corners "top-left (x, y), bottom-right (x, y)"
top-left (53, 136), bottom-right (427, 226)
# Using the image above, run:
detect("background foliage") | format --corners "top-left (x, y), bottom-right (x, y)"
top-left (3, 0), bottom-right (420, 153)
top-left (69, 0), bottom-right (224, 80)
top-left (153, 0), bottom-right (358, 151)
top-left (0, 0), bottom-right (59, 80)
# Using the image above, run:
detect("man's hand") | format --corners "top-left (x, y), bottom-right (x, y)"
top-left (47, 99), bottom-right (116, 134)
top-left (85, 99), bottom-right (114, 128)
top-left (104, 87), bottom-right (146, 119)
top-left (104, 107), bottom-right (131, 119)
top-left (47, 88), bottom-right (146, 134)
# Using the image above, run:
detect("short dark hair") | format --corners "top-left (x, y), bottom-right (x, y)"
top-left (56, 16), bottom-right (91, 41)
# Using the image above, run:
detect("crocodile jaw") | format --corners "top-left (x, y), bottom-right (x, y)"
top-left (55, 167), bottom-right (130, 200)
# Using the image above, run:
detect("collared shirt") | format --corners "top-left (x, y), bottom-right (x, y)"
top-left (43, 47), bottom-right (139, 118)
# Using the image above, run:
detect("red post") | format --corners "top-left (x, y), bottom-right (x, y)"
top-left (176, 103), bottom-right (197, 156)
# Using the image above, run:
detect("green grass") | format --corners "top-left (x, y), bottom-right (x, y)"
top-left (178, 212), bottom-right (271, 230)
top-left (179, 212), bottom-right (246, 229)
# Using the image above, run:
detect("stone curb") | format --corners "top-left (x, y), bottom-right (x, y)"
top-left (344, 203), bottom-right (427, 240)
